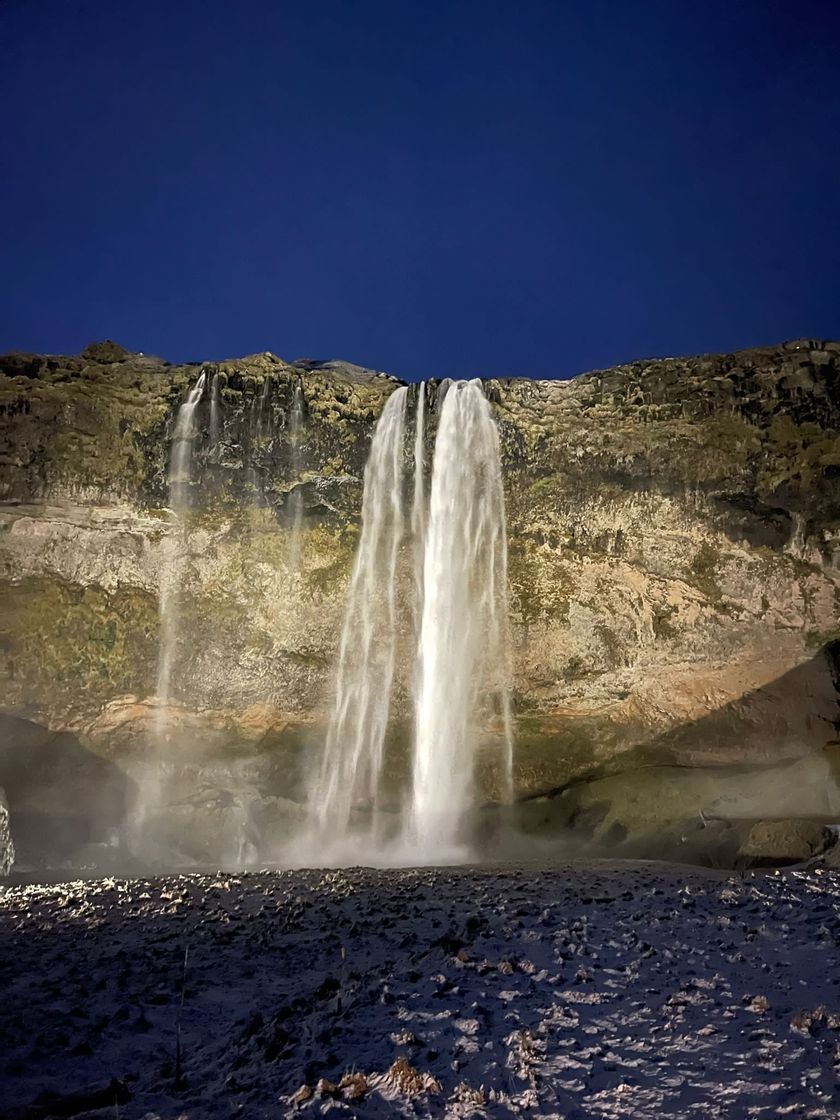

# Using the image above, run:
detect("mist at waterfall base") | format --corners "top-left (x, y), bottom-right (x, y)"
top-left (132, 374), bottom-right (519, 871)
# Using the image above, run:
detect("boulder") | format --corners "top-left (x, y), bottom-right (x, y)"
top-left (0, 786), bottom-right (14, 876)
top-left (738, 819), bottom-right (833, 865)
top-left (819, 830), bottom-right (840, 868)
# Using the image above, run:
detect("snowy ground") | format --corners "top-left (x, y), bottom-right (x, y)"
top-left (0, 862), bottom-right (838, 1119)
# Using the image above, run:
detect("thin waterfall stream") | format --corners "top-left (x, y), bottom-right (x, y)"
top-left (411, 380), bottom-right (426, 608)
top-left (155, 370), bottom-right (207, 734)
top-left (132, 370), bottom-right (207, 857)
top-left (209, 371), bottom-right (221, 453)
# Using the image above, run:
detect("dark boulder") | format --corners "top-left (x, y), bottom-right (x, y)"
top-left (738, 819), bottom-right (833, 865)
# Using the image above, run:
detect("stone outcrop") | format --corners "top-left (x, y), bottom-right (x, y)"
top-left (0, 787), bottom-right (13, 877)
top-left (0, 340), bottom-right (838, 867)
top-left (737, 819), bottom-right (832, 865)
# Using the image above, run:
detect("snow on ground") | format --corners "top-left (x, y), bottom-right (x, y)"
top-left (0, 862), bottom-right (838, 1118)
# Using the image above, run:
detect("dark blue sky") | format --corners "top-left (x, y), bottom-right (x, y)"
top-left (2, 1), bottom-right (839, 380)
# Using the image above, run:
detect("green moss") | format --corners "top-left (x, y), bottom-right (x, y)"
top-left (304, 524), bottom-right (358, 595)
top-left (689, 541), bottom-right (722, 601)
top-left (0, 361), bottom-right (187, 501)
top-left (756, 415), bottom-right (840, 501)
top-left (0, 576), bottom-right (158, 717)
top-left (652, 602), bottom-right (678, 639)
top-left (595, 623), bottom-right (623, 667)
top-left (753, 546), bottom-right (823, 584)
top-left (508, 712), bottom-right (688, 801)
top-left (563, 766), bottom-right (713, 838)
top-left (526, 475), bottom-right (563, 500)
top-left (507, 537), bottom-right (574, 626)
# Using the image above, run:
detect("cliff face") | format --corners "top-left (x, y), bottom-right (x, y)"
top-left (1, 339), bottom-right (838, 867)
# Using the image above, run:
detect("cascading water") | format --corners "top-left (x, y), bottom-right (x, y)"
top-left (209, 371), bottom-right (221, 454)
top-left (246, 376), bottom-right (272, 501)
top-left (132, 371), bottom-right (206, 858)
top-left (409, 379), bottom-right (513, 858)
top-left (137, 373), bottom-right (512, 868)
top-left (156, 370), bottom-right (207, 725)
top-left (307, 387), bottom-right (409, 855)
top-left (255, 375), bottom-right (272, 439)
top-left (304, 377), bottom-right (513, 866)
top-left (411, 382), bottom-right (426, 609)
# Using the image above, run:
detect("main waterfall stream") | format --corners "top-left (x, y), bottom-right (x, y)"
top-left (410, 379), bottom-right (513, 857)
top-left (303, 378), bottom-right (513, 866)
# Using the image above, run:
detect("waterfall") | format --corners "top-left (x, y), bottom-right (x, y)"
top-left (255, 375), bottom-right (272, 440)
top-left (411, 382), bottom-right (426, 609)
top-left (157, 370), bottom-right (207, 717)
top-left (303, 377), bottom-right (512, 867)
top-left (409, 379), bottom-right (513, 857)
top-left (167, 372), bottom-right (207, 513)
top-left (287, 380), bottom-right (306, 571)
top-left (132, 371), bottom-right (206, 859)
top-left (209, 372), bottom-right (221, 454)
top-left (308, 386), bottom-right (408, 852)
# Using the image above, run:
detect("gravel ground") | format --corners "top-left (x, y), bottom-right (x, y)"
top-left (0, 862), bottom-right (838, 1119)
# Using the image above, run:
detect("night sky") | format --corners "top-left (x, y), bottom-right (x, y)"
top-left (2, 0), bottom-right (839, 380)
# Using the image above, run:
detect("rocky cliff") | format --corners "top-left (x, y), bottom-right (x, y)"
top-left (1, 339), bottom-right (838, 869)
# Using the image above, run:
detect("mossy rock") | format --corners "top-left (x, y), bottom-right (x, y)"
top-left (738, 819), bottom-right (832, 864)
top-left (0, 577), bottom-right (158, 720)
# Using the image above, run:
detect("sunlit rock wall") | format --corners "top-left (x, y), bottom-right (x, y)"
top-left (0, 339), bottom-right (838, 863)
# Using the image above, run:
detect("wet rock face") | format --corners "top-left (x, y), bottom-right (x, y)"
top-left (0, 340), bottom-right (838, 864)
top-left (0, 787), bottom-right (13, 876)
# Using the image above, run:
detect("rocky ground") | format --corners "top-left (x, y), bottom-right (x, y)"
top-left (1, 863), bottom-right (838, 1118)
